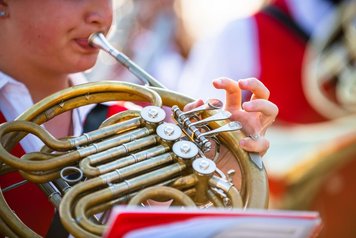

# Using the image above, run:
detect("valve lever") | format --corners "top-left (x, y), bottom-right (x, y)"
top-left (190, 111), bottom-right (232, 127)
top-left (199, 121), bottom-right (242, 138)
top-left (181, 99), bottom-right (223, 117)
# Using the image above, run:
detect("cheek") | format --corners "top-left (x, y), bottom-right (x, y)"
top-left (35, 33), bottom-right (59, 55)
top-left (37, 33), bottom-right (69, 65)
top-left (18, 21), bottom-right (58, 56)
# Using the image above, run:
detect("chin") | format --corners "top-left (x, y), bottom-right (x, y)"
top-left (74, 57), bottom-right (98, 72)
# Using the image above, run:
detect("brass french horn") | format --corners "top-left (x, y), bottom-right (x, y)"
top-left (302, 0), bottom-right (356, 119)
top-left (0, 33), bottom-right (268, 238)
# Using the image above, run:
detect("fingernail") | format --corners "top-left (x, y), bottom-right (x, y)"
top-left (240, 79), bottom-right (248, 86)
top-left (214, 78), bottom-right (223, 84)
top-left (239, 140), bottom-right (246, 147)
top-left (242, 101), bottom-right (251, 109)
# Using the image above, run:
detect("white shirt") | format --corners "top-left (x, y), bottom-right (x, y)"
top-left (0, 71), bottom-right (93, 153)
top-left (176, 0), bottom-right (335, 102)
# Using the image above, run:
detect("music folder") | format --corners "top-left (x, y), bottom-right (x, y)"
top-left (103, 206), bottom-right (322, 238)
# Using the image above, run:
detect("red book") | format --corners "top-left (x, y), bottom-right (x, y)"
top-left (104, 207), bottom-right (322, 238)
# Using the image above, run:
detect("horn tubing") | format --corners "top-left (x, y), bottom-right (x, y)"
top-left (60, 163), bottom-right (186, 237)
top-left (93, 145), bottom-right (169, 176)
top-left (0, 117), bottom-right (143, 172)
top-left (0, 82), bottom-right (162, 152)
top-left (127, 186), bottom-right (196, 207)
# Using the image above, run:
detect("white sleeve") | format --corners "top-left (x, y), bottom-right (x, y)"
top-left (177, 17), bottom-right (260, 102)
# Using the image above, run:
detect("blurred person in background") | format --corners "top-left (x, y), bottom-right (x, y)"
top-left (88, 0), bottom-right (192, 90)
top-left (178, 0), bottom-right (350, 125)
top-left (176, 0), bottom-right (356, 237)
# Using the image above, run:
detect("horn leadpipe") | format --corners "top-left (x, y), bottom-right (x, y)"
top-left (89, 32), bottom-right (166, 89)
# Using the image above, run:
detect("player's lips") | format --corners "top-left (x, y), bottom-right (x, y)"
top-left (75, 38), bottom-right (97, 50)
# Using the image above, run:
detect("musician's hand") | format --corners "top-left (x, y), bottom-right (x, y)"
top-left (184, 77), bottom-right (278, 156)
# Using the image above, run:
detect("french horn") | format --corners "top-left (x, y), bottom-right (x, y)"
top-left (302, 0), bottom-right (356, 119)
top-left (0, 33), bottom-right (268, 238)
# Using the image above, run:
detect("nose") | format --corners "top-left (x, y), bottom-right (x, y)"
top-left (85, 0), bottom-right (113, 29)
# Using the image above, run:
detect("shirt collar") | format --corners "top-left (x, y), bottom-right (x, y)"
top-left (0, 71), bottom-right (27, 89)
